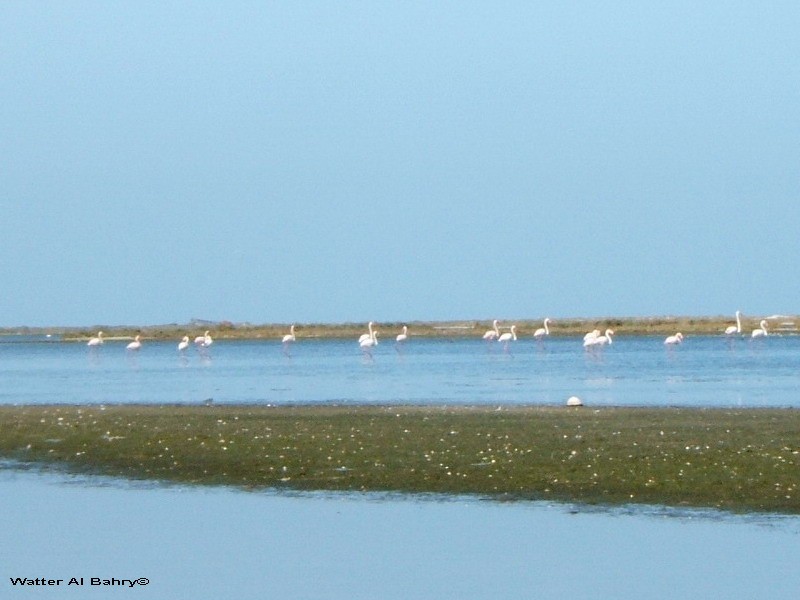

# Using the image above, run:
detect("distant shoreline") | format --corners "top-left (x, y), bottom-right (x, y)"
top-left (1, 404), bottom-right (797, 515)
top-left (3, 314), bottom-right (798, 341)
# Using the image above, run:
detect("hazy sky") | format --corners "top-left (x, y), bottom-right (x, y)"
top-left (2, 2), bottom-right (798, 327)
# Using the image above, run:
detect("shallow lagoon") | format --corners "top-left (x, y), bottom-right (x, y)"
top-left (0, 335), bottom-right (798, 407)
top-left (2, 468), bottom-right (799, 600)
top-left (3, 336), bottom-right (799, 598)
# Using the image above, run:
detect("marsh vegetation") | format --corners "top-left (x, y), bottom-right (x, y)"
top-left (1, 404), bottom-right (797, 514)
top-left (5, 314), bottom-right (797, 342)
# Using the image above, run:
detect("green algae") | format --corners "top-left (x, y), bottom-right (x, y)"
top-left (1, 404), bottom-right (798, 514)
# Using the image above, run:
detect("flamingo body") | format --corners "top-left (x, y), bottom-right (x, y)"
top-left (498, 325), bottom-right (517, 344)
top-left (194, 331), bottom-right (213, 347)
top-left (724, 311), bottom-right (742, 336)
top-left (358, 322), bottom-right (375, 344)
top-left (87, 331), bottom-right (104, 347)
top-left (282, 325), bottom-right (296, 344)
top-left (751, 320), bottom-right (768, 338)
top-left (583, 329), bottom-right (601, 342)
top-left (498, 325), bottom-right (517, 352)
top-left (396, 325), bottom-right (408, 343)
top-left (482, 320), bottom-right (500, 341)
top-left (584, 329), bottom-right (614, 347)
top-left (533, 318), bottom-right (551, 339)
top-left (664, 332), bottom-right (683, 345)
top-left (359, 329), bottom-right (379, 354)
top-left (596, 329), bottom-right (614, 345)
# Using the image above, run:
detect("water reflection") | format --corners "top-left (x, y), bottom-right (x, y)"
top-left (1, 467), bottom-right (798, 600)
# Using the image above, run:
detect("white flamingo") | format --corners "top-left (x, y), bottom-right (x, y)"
top-left (396, 325), bottom-right (408, 344)
top-left (126, 335), bottom-right (142, 351)
top-left (664, 332), bottom-right (683, 345)
top-left (358, 322), bottom-right (375, 344)
top-left (751, 320), bottom-right (768, 338)
top-left (724, 311), bottom-right (742, 336)
top-left (583, 329), bottom-right (601, 343)
top-left (584, 329), bottom-right (614, 348)
top-left (87, 331), bottom-right (104, 347)
top-left (194, 331), bottom-right (213, 347)
top-left (482, 320), bottom-right (500, 341)
top-left (281, 324), bottom-right (296, 356)
top-left (533, 318), bottom-right (551, 339)
top-left (178, 336), bottom-right (190, 352)
top-left (498, 325), bottom-right (517, 352)
top-left (282, 324), bottom-right (296, 345)
top-left (596, 329), bottom-right (614, 345)
top-left (360, 328), bottom-right (379, 356)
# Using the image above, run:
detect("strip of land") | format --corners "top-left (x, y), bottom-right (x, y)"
top-left (5, 314), bottom-right (798, 341)
top-left (1, 404), bottom-right (797, 514)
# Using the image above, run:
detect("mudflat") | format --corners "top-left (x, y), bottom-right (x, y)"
top-left (1, 404), bottom-right (798, 514)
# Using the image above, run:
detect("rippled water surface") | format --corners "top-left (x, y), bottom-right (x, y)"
top-left (1, 335), bottom-right (797, 406)
top-left (3, 335), bottom-right (799, 599)
top-left (2, 468), bottom-right (799, 600)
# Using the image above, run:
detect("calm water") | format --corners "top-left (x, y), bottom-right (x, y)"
top-left (0, 335), bottom-right (797, 406)
top-left (3, 338), bottom-right (799, 599)
top-left (2, 468), bottom-right (798, 600)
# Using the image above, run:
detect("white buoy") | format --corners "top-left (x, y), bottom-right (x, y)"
top-left (566, 396), bottom-right (583, 407)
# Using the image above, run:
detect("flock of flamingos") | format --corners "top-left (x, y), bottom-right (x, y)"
top-left (83, 310), bottom-right (770, 357)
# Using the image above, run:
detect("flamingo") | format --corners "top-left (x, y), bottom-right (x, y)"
top-left (482, 320), bottom-right (500, 341)
top-left (664, 332), bottom-right (683, 345)
top-left (751, 320), bottom-right (768, 338)
top-left (396, 325), bottom-right (408, 344)
top-left (282, 324), bottom-right (296, 345)
top-left (360, 328), bottom-right (379, 356)
top-left (724, 311), bottom-right (742, 336)
top-left (87, 331), bottom-right (104, 347)
top-left (126, 335), bottom-right (142, 351)
top-left (281, 324), bottom-right (296, 356)
top-left (498, 325), bottom-right (517, 352)
top-left (178, 336), bottom-right (190, 352)
top-left (583, 329), bottom-right (601, 343)
top-left (533, 318), bottom-right (551, 339)
top-left (195, 331), bottom-right (213, 347)
top-left (358, 322), bottom-right (375, 344)
top-left (595, 329), bottom-right (614, 345)
top-left (584, 329), bottom-right (614, 348)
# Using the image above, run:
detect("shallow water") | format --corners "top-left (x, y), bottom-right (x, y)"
top-left (1, 468), bottom-right (798, 600)
top-left (3, 336), bottom-right (798, 598)
top-left (0, 335), bottom-right (797, 407)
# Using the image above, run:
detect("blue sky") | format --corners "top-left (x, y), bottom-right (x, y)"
top-left (2, 2), bottom-right (798, 327)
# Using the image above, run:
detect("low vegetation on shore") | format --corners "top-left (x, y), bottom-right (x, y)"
top-left (1, 404), bottom-right (797, 514)
top-left (3, 313), bottom-right (798, 342)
